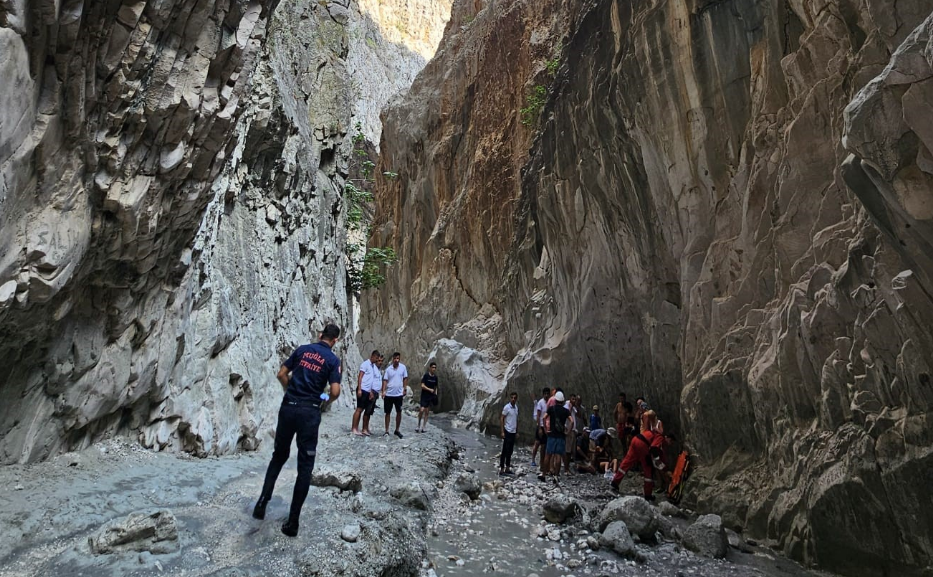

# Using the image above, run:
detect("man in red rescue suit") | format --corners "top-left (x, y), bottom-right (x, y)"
top-left (610, 409), bottom-right (668, 501)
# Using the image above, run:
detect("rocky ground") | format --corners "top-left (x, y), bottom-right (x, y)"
top-left (0, 404), bottom-right (837, 577)
top-left (423, 421), bottom-right (838, 577)
top-left (0, 402), bottom-right (453, 577)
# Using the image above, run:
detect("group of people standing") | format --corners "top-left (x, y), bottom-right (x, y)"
top-left (251, 323), bottom-right (669, 538)
top-left (350, 350), bottom-right (440, 438)
top-left (498, 387), bottom-right (671, 501)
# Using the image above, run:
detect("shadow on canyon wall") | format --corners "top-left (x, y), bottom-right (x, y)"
top-left (360, 0), bottom-right (933, 574)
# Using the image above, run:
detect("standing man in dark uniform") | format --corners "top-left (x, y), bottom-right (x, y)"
top-left (416, 362), bottom-right (438, 433)
top-left (252, 324), bottom-right (342, 537)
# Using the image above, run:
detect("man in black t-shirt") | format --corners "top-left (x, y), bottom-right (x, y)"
top-left (416, 362), bottom-right (438, 433)
top-left (540, 392), bottom-right (570, 480)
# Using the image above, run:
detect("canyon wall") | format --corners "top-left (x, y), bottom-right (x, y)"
top-left (361, 0), bottom-right (933, 574)
top-left (0, 0), bottom-right (448, 463)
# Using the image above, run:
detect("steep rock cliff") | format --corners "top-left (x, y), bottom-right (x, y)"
top-left (349, 0), bottom-right (452, 146)
top-left (0, 0), bottom-right (449, 463)
top-left (363, 0), bottom-right (933, 574)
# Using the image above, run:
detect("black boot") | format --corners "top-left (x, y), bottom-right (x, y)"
top-left (281, 517), bottom-right (299, 537)
top-left (252, 497), bottom-right (269, 520)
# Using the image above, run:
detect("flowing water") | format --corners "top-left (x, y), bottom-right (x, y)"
top-left (425, 417), bottom-right (835, 577)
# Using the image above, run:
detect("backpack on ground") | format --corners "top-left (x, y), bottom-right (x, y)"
top-left (667, 450), bottom-right (691, 504)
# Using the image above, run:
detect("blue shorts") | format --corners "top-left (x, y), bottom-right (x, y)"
top-left (546, 437), bottom-right (566, 455)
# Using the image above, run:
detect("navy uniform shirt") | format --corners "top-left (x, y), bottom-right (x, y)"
top-left (282, 341), bottom-right (342, 403)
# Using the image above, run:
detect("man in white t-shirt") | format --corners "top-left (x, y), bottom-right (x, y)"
top-left (381, 352), bottom-right (409, 438)
top-left (499, 392), bottom-right (519, 475)
top-left (352, 350), bottom-right (381, 437)
top-left (531, 387), bottom-right (550, 469)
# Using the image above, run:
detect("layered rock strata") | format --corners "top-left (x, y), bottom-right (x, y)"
top-left (362, 0), bottom-right (933, 574)
top-left (0, 0), bottom-right (450, 463)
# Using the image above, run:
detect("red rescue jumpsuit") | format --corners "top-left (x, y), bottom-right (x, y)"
top-left (610, 430), bottom-right (667, 497)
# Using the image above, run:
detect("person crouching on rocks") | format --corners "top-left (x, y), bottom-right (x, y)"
top-left (499, 392), bottom-right (519, 475)
top-left (253, 324), bottom-right (342, 537)
top-left (609, 410), bottom-right (669, 501)
top-left (416, 362), bottom-right (438, 433)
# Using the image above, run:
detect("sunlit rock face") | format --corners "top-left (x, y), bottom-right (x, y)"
top-left (349, 0), bottom-right (453, 146)
top-left (362, 0), bottom-right (933, 573)
top-left (0, 0), bottom-right (449, 463)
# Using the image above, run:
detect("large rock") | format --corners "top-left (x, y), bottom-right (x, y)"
top-left (361, 0), bottom-right (933, 574)
top-left (453, 472), bottom-right (481, 500)
top-left (683, 514), bottom-right (729, 560)
top-left (312, 468), bottom-right (363, 493)
top-left (658, 501), bottom-right (684, 518)
top-left (598, 521), bottom-right (635, 558)
top-left (390, 480), bottom-right (431, 511)
top-left (543, 494), bottom-right (578, 524)
top-left (596, 496), bottom-right (660, 539)
top-left (89, 510), bottom-right (179, 555)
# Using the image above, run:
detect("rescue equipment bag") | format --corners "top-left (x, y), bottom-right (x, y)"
top-left (666, 450), bottom-right (691, 504)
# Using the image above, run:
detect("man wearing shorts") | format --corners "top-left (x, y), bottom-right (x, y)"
top-left (352, 350), bottom-right (380, 436)
top-left (541, 391), bottom-right (570, 480)
top-left (381, 352), bottom-right (409, 438)
top-left (416, 362), bottom-right (438, 433)
top-left (531, 387), bottom-right (550, 468)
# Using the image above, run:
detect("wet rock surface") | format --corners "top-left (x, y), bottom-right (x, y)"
top-left (599, 522), bottom-right (636, 558)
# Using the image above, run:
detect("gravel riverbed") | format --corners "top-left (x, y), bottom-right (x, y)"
top-left (0, 404), bottom-right (839, 577)
top-left (424, 418), bottom-right (838, 577)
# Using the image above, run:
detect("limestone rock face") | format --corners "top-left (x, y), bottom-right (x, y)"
top-left (363, 0), bottom-right (933, 573)
top-left (349, 0), bottom-right (453, 146)
top-left (0, 0), bottom-right (449, 463)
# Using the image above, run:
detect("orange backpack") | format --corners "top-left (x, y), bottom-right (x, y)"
top-left (666, 451), bottom-right (691, 503)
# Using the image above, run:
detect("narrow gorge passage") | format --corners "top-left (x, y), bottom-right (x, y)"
top-left (0, 405), bottom-right (836, 577)
top-left (2, 0), bottom-right (933, 576)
